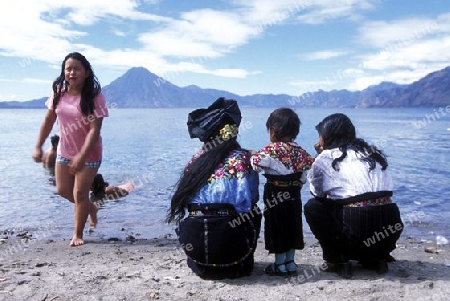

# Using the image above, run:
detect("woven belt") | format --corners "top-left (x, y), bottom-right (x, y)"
top-left (345, 197), bottom-right (392, 208)
top-left (267, 179), bottom-right (301, 187)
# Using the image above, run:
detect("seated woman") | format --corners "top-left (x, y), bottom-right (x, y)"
top-left (90, 174), bottom-right (134, 204)
top-left (167, 97), bottom-right (261, 279)
top-left (304, 113), bottom-right (403, 279)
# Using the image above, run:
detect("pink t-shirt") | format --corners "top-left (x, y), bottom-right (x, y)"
top-left (46, 92), bottom-right (109, 162)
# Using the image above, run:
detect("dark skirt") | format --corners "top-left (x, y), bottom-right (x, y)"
top-left (304, 197), bottom-right (403, 263)
top-left (178, 203), bottom-right (261, 279)
top-left (263, 181), bottom-right (304, 253)
top-left (339, 203), bottom-right (403, 262)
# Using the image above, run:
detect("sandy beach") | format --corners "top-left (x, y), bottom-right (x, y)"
top-left (0, 233), bottom-right (449, 301)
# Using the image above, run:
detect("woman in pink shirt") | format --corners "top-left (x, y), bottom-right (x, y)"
top-left (33, 52), bottom-right (109, 247)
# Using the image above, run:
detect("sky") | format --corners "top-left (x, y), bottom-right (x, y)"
top-left (0, 0), bottom-right (449, 102)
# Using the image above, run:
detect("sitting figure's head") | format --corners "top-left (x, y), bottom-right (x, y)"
top-left (50, 134), bottom-right (60, 150)
top-left (315, 113), bottom-right (355, 150)
top-left (91, 174), bottom-right (109, 198)
top-left (315, 113), bottom-right (388, 171)
top-left (266, 108), bottom-right (300, 143)
top-left (188, 97), bottom-right (242, 146)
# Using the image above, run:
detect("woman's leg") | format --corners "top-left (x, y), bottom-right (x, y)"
top-left (304, 198), bottom-right (353, 278)
top-left (71, 166), bottom-right (98, 246)
top-left (304, 198), bottom-right (344, 263)
top-left (55, 163), bottom-right (75, 203)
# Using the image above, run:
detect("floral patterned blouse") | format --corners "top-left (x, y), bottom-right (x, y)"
top-left (188, 149), bottom-right (259, 213)
top-left (251, 142), bottom-right (314, 182)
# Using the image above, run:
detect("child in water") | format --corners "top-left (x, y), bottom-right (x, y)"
top-left (90, 174), bottom-right (135, 205)
top-left (42, 134), bottom-right (59, 169)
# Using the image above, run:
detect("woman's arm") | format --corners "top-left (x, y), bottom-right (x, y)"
top-left (33, 109), bottom-right (57, 163)
top-left (307, 159), bottom-right (328, 198)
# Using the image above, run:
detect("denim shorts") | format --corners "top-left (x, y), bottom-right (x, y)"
top-left (56, 155), bottom-right (101, 168)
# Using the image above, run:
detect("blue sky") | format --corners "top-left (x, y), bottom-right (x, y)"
top-left (0, 0), bottom-right (449, 102)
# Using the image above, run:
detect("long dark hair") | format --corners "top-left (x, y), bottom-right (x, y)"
top-left (166, 137), bottom-right (242, 224)
top-left (316, 113), bottom-right (388, 171)
top-left (91, 174), bottom-right (109, 198)
top-left (52, 52), bottom-right (101, 116)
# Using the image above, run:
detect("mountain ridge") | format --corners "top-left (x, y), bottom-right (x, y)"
top-left (2, 66), bottom-right (449, 108)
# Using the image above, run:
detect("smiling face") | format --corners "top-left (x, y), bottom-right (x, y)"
top-left (64, 58), bottom-right (90, 92)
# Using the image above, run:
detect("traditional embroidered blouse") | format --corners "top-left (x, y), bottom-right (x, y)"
top-left (308, 148), bottom-right (393, 200)
top-left (250, 142), bottom-right (314, 182)
top-left (188, 149), bottom-right (259, 213)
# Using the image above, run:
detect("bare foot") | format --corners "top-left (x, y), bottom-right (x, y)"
top-left (70, 236), bottom-right (84, 247)
top-left (89, 202), bottom-right (99, 228)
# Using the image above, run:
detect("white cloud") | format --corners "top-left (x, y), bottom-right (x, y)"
top-left (0, 0), bottom-right (448, 100)
top-left (0, 94), bottom-right (17, 101)
top-left (0, 2), bottom-right (85, 61)
top-left (138, 9), bottom-right (257, 59)
top-left (295, 0), bottom-right (376, 24)
top-left (0, 1), bottom-right (265, 81)
top-left (360, 34), bottom-right (450, 71)
top-left (357, 19), bottom-right (442, 48)
top-left (290, 47), bottom-right (449, 93)
top-left (56, 0), bottom-right (166, 25)
top-left (111, 29), bottom-right (128, 37)
top-left (347, 68), bottom-right (431, 91)
top-left (0, 0), bottom-right (167, 61)
top-left (232, 0), bottom-right (376, 28)
top-left (300, 50), bottom-right (348, 61)
top-left (0, 0), bottom-right (384, 86)
top-left (348, 74), bottom-right (386, 91)
top-left (342, 68), bottom-right (364, 77)
top-left (345, 12), bottom-right (450, 90)
top-left (234, 0), bottom-right (315, 33)
top-left (211, 69), bottom-right (261, 78)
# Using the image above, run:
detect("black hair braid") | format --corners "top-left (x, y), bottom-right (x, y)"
top-left (167, 138), bottom-right (242, 224)
top-left (331, 138), bottom-right (388, 171)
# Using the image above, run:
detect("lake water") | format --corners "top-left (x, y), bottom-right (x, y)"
top-left (1, 107), bottom-right (449, 244)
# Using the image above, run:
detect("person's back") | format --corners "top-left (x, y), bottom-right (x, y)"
top-left (305, 113), bottom-right (403, 278)
top-left (250, 108), bottom-right (314, 276)
top-left (187, 148), bottom-right (258, 212)
top-left (43, 134), bottom-right (59, 169)
top-left (167, 97), bottom-right (261, 279)
top-left (309, 148), bottom-right (393, 199)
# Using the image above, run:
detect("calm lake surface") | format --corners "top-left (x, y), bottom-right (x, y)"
top-left (1, 107), bottom-right (449, 243)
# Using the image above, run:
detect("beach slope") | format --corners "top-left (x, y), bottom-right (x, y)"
top-left (0, 236), bottom-right (449, 301)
